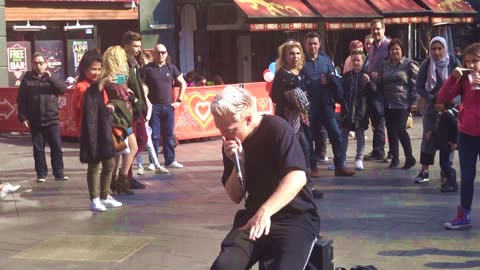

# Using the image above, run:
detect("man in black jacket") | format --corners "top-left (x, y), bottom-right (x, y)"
top-left (17, 52), bottom-right (68, 182)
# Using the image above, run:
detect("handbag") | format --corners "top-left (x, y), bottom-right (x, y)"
top-left (406, 113), bottom-right (413, 129)
top-left (112, 133), bottom-right (127, 153)
top-left (284, 87), bottom-right (310, 113)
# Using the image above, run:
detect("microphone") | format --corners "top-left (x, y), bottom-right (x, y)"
top-left (232, 148), bottom-right (243, 180)
top-left (232, 148), bottom-right (247, 201)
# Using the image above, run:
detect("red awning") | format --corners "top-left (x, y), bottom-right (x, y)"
top-left (9, 0), bottom-right (137, 2)
top-left (420, 0), bottom-right (476, 14)
top-left (367, 0), bottom-right (430, 24)
top-left (306, 0), bottom-right (379, 19)
top-left (367, 0), bottom-right (429, 15)
top-left (420, 0), bottom-right (477, 24)
top-left (233, 0), bottom-right (316, 18)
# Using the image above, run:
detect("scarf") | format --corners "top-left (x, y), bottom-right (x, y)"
top-left (426, 36), bottom-right (449, 92)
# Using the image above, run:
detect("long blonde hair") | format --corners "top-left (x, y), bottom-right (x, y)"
top-left (276, 41), bottom-right (305, 72)
top-left (100, 46), bottom-right (129, 80)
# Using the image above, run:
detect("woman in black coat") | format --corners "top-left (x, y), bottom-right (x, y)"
top-left (76, 50), bottom-right (124, 212)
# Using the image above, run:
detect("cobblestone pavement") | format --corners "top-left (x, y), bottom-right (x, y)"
top-left (0, 117), bottom-right (479, 270)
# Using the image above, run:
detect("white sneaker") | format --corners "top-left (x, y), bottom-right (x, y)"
top-left (147, 163), bottom-right (156, 171)
top-left (166, 161), bottom-right (183, 168)
top-left (36, 177), bottom-right (46, 182)
top-left (100, 195), bottom-right (122, 208)
top-left (155, 165), bottom-right (169, 174)
top-left (89, 198), bottom-right (107, 212)
top-left (137, 166), bottom-right (144, 175)
top-left (0, 183), bottom-right (20, 198)
top-left (355, 160), bottom-right (364, 170)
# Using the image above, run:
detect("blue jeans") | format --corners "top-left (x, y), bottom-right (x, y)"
top-left (149, 104), bottom-right (175, 166)
top-left (458, 131), bottom-right (480, 210)
top-left (341, 128), bottom-right (365, 161)
top-left (310, 108), bottom-right (345, 168)
top-left (30, 124), bottom-right (64, 178)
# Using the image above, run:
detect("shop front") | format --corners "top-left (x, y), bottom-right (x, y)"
top-left (3, 0), bottom-right (139, 86)
top-left (419, 0), bottom-right (477, 54)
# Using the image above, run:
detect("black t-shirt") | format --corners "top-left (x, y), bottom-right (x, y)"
top-left (142, 62), bottom-right (181, 105)
top-left (221, 115), bottom-right (320, 232)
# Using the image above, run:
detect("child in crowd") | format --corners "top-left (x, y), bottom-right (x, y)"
top-left (136, 86), bottom-right (169, 175)
top-left (340, 50), bottom-right (372, 170)
top-left (427, 96), bottom-right (458, 192)
top-left (439, 43), bottom-right (480, 230)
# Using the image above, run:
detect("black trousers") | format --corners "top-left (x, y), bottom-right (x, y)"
top-left (211, 211), bottom-right (317, 270)
top-left (30, 124), bottom-right (65, 178)
top-left (369, 113), bottom-right (386, 157)
top-left (385, 108), bottom-right (413, 161)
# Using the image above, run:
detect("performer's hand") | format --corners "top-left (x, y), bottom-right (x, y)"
top-left (371, 72), bottom-right (379, 80)
top-left (106, 104), bottom-right (115, 112)
top-left (222, 137), bottom-right (243, 162)
top-left (240, 207), bottom-right (272, 241)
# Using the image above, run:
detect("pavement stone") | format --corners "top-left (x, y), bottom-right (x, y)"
top-left (0, 117), bottom-right (479, 270)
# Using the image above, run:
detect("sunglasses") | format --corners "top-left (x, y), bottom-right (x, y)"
top-left (33, 61), bottom-right (45, 65)
top-left (157, 51), bottom-right (167, 55)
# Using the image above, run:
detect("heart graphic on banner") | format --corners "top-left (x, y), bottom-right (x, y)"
top-left (257, 97), bottom-right (269, 111)
top-left (188, 92), bottom-right (216, 129)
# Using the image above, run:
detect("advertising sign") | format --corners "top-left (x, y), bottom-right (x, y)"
top-left (35, 40), bottom-right (66, 80)
top-left (6, 42), bottom-right (31, 87)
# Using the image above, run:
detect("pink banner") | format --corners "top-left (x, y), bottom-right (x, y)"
top-left (0, 82), bottom-right (274, 140)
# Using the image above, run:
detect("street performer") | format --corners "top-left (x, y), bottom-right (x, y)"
top-left (210, 86), bottom-right (320, 270)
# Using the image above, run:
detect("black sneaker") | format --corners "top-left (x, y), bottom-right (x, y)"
top-left (414, 170), bottom-right (429, 183)
top-left (311, 188), bottom-right (324, 199)
top-left (55, 176), bottom-right (69, 181)
top-left (130, 178), bottom-right (146, 189)
top-left (363, 152), bottom-right (385, 161)
top-left (440, 184), bottom-right (458, 192)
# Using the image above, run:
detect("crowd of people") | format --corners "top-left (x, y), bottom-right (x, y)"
top-left (14, 31), bottom-right (186, 211)
top-left (6, 17), bottom-right (480, 268)
top-left (265, 18), bottom-right (480, 233)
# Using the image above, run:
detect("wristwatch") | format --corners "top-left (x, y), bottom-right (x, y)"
top-left (176, 98), bottom-right (182, 103)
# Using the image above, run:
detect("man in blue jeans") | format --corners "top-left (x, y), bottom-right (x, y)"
top-left (17, 52), bottom-right (68, 182)
top-left (142, 44), bottom-right (186, 168)
top-left (301, 32), bottom-right (355, 177)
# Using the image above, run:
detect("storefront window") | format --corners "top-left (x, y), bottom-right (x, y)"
top-left (6, 21), bottom-right (97, 84)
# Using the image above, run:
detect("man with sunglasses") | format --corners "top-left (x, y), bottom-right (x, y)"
top-left (17, 52), bottom-right (68, 182)
top-left (142, 44), bottom-right (186, 169)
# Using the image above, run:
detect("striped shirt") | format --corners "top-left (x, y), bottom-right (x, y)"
top-left (368, 36), bottom-right (391, 74)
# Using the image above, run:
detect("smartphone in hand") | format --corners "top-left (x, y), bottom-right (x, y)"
top-left (114, 74), bottom-right (127, 84)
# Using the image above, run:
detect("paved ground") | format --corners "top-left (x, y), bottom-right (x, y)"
top-left (0, 117), bottom-right (479, 270)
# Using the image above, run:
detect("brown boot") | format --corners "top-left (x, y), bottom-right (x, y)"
top-left (310, 168), bottom-right (321, 178)
top-left (115, 174), bottom-right (134, 195)
top-left (334, 167), bottom-right (356, 176)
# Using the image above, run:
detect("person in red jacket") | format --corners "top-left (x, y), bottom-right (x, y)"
top-left (439, 43), bottom-right (480, 230)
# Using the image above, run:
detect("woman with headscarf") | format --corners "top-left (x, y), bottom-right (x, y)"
top-left (414, 36), bottom-right (460, 184)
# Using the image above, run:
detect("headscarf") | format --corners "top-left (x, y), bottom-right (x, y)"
top-left (426, 36), bottom-right (449, 92)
